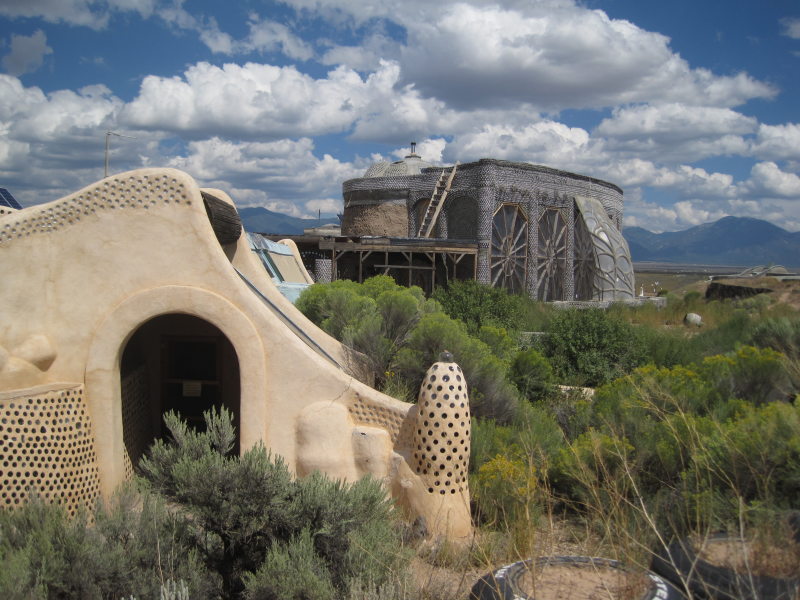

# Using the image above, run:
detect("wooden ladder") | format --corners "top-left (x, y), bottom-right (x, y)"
top-left (417, 162), bottom-right (458, 238)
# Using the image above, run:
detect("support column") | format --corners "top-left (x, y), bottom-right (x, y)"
top-left (437, 208), bottom-right (448, 239)
top-left (526, 195), bottom-right (539, 299)
top-left (476, 186), bottom-right (494, 285)
top-left (565, 197), bottom-right (575, 301)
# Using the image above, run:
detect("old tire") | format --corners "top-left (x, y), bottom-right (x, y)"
top-left (470, 556), bottom-right (683, 600)
top-left (651, 536), bottom-right (800, 600)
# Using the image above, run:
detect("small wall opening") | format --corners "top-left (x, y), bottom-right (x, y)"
top-left (120, 314), bottom-right (241, 478)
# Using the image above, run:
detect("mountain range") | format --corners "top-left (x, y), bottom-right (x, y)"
top-left (239, 206), bottom-right (338, 235)
top-left (241, 207), bottom-right (800, 268)
top-left (623, 216), bottom-right (800, 267)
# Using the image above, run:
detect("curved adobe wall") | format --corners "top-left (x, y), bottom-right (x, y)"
top-left (85, 285), bottom-right (266, 498)
top-left (0, 168), bottom-right (473, 540)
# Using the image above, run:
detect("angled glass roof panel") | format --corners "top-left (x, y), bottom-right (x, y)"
top-left (0, 188), bottom-right (22, 210)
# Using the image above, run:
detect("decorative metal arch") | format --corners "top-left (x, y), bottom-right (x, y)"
top-left (573, 196), bottom-right (635, 300)
top-left (573, 215), bottom-right (597, 300)
top-left (536, 207), bottom-right (568, 301)
top-left (490, 203), bottom-right (528, 293)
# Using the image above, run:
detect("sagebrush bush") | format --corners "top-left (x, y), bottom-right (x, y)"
top-left (296, 275), bottom-right (437, 388)
top-left (244, 530), bottom-right (336, 600)
top-left (749, 316), bottom-right (800, 359)
top-left (0, 487), bottom-right (216, 599)
top-left (393, 311), bottom-right (519, 422)
top-left (141, 408), bottom-right (407, 599)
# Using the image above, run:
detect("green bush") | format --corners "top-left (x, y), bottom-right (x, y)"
top-left (141, 408), bottom-right (406, 598)
top-left (470, 418), bottom-right (518, 475)
top-left (432, 280), bottom-right (525, 335)
top-left (296, 276), bottom-right (437, 388)
top-left (542, 308), bottom-right (644, 386)
top-left (472, 453), bottom-right (536, 527)
top-left (470, 403), bottom-right (564, 533)
top-left (550, 430), bottom-right (635, 511)
top-left (477, 325), bottom-right (517, 365)
top-left (394, 312), bottom-right (519, 422)
top-left (693, 399), bottom-right (800, 505)
top-left (510, 348), bottom-right (554, 403)
top-left (244, 530), bottom-right (335, 600)
top-left (553, 345), bottom-right (800, 536)
top-left (699, 345), bottom-right (794, 406)
top-left (297, 277), bottom-right (521, 418)
top-left (749, 316), bottom-right (800, 359)
top-left (0, 488), bottom-right (215, 599)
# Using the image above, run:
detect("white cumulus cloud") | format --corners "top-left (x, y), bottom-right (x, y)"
top-left (167, 136), bottom-right (361, 215)
top-left (743, 162), bottom-right (800, 198)
top-left (121, 61), bottom-right (389, 138)
top-left (750, 123), bottom-right (800, 162)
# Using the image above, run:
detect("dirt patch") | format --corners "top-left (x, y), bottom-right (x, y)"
top-left (517, 561), bottom-right (649, 600)
top-left (411, 556), bottom-right (484, 599)
top-left (695, 535), bottom-right (800, 579)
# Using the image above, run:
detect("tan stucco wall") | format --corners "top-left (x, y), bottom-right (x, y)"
top-left (0, 168), bottom-right (472, 540)
top-left (341, 201), bottom-right (408, 237)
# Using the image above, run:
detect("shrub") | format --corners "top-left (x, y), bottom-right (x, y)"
top-left (477, 325), bottom-right (517, 365)
top-left (470, 418), bottom-right (518, 475)
top-left (510, 348), bottom-right (554, 403)
top-left (688, 399), bottom-right (800, 516)
top-left (295, 278), bottom-right (362, 325)
top-left (432, 279), bottom-right (525, 335)
top-left (244, 530), bottom-right (336, 600)
top-left (542, 308), bottom-right (644, 386)
top-left (393, 312), bottom-right (519, 422)
top-left (472, 454), bottom-right (536, 526)
top-left (141, 408), bottom-right (406, 598)
top-left (550, 430), bottom-right (635, 511)
top-left (0, 488), bottom-right (215, 599)
top-left (749, 316), bottom-right (800, 359)
top-left (699, 345), bottom-right (794, 406)
top-left (470, 403), bottom-right (564, 542)
top-left (296, 276), bottom-right (437, 388)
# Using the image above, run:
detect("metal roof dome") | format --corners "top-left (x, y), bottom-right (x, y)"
top-left (363, 143), bottom-right (434, 178)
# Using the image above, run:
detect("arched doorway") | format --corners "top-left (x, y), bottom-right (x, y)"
top-left (119, 314), bottom-right (240, 477)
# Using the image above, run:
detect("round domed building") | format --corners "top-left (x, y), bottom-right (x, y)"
top-left (336, 148), bottom-right (635, 302)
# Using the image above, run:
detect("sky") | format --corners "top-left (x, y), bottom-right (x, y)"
top-left (1, 0), bottom-right (799, 232)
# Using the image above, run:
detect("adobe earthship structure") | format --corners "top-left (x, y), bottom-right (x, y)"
top-left (0, 168), bottom-right (471, 541)
top-left (287, 150), bottom-right (635, 303)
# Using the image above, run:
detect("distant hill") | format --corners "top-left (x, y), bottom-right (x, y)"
top-left (624, 216), bottom-right (800, 267)
top-left (239, 206), bottom-right (338, 235)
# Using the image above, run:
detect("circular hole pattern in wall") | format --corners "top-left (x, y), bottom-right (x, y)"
top-left (347, 398), bottom-right (409, 445)
top-left (412, 363), bottom-right (470, 495)
top-left (0, 386), bottom-right (100, 517)
top-left (0, 172), bottom-right (192, 244)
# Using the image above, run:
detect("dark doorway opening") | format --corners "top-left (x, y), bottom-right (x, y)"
top-left (120, 314), bottom-right (240, 477)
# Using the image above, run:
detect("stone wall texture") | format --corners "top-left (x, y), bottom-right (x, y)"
top-left (341, 159), bottom-right (632, 301)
